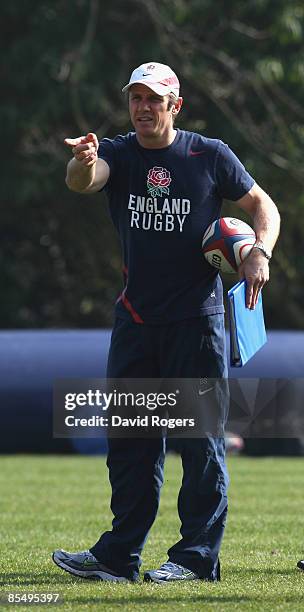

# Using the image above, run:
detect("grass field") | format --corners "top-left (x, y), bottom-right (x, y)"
top-left (0, 454), bottom-right (303, 611)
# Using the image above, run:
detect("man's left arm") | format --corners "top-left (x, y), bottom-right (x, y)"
top-left (235, 183), bottom-right (281, 309)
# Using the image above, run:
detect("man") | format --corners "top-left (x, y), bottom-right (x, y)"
top-left (52, 62), bottom-right (280, 583)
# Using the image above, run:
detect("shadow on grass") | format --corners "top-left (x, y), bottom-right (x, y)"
top-left (225, 567), bottom-right (299, 577)
top-left (1, 565), bottom-right (300, 587)
top-left (44, 593), bottom-right (304, 606)
top-left (1, 576), bottom-right (303, 608)
top-left (70, 595), bottom-right (254, 605)
top-left (0, 573), bottom-right (71, 587)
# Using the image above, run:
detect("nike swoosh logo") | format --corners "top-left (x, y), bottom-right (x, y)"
top-left (83, 560), bottom-right (98, 566)
top-left (142, 73), bottom-right (151, 76)
top-left (189, 150), bottom-right (205, 156)
top-left (198, 386), bottom-right (214, 396)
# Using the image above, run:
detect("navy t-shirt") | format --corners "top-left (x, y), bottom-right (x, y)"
top-left (98, 129), bottom-right (254, 324)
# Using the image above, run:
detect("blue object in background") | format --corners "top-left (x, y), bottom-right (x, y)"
top-left (0, 331), bottom-right (110, 454)
top-left (0, 329), bottom-right (304, 454)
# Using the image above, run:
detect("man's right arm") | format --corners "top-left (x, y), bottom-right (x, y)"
top-left (64, 132), bottom-right (110, 194)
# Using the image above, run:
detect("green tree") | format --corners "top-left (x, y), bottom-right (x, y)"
top-left (2, 0), bottom-right (304, 327)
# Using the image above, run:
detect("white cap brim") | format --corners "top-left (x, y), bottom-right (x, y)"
top-left (122, 80), bottom-right (178, 97)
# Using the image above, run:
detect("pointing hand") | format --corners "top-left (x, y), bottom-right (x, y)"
top-left (64, 132), bottom-right (99, 166)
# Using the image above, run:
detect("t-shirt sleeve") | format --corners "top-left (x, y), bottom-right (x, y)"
top-left (97, 138), bottom-right (116, 188)
top-left (215, 141), bottom-right (255, 201)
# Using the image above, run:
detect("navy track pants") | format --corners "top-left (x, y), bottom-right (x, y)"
top-left (90, 315), bottom-right (229, 581)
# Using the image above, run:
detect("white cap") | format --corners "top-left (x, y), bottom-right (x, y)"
top-left (122, 62), bottom-right (180, 98)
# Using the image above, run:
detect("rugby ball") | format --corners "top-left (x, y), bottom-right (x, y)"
top-left (202, 217), bottom-right (256, 273)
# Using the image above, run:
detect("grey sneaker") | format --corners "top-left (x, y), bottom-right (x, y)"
top-left (52, 549), bottom-right (132, 582)
top-left (144, 561), bottom-right (199, 583)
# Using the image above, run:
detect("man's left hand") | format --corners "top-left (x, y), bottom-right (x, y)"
top-left (238, 249), bottom-right (269, 310)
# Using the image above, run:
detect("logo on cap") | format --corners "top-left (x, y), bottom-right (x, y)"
top-left (146, 64), bottom-right (156, 70)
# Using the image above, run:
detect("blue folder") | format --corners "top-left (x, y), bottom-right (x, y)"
top-left (228, 280), bottom-right (267, 367)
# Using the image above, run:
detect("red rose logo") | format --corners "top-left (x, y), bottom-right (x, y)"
top-left (147, 166), bottom-right (171, 196)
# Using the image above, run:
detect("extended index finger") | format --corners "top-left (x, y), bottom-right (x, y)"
top-left (64, 136), bottom-right (87, 148)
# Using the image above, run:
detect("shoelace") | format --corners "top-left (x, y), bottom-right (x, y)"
top-left (81, 551), bottom-right (96, 562)
top-left (159, 561), bottom-right (186, 572)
